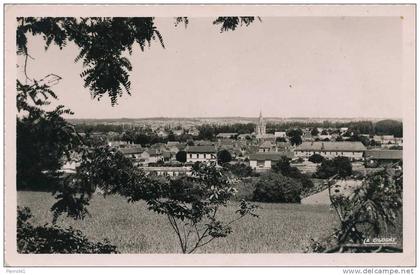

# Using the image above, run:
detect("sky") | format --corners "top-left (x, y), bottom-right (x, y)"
top-left (19, 16), bottom-right (403, 119)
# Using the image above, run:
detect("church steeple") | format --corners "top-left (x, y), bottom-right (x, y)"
top-left (255, 110), bottom-right (266, 138)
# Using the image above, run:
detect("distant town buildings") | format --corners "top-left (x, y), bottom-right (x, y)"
top-left (67, 116), bottom-right (403, 177)
top-left (249, 152), bottom-right (294, 170)
top-left (365, 149), bottom-right (403, 166)
top-left (186, 145), bottom-right (217, 163)
top-left (295, 141), bottom-right (366, 160)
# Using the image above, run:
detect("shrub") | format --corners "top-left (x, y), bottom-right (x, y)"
top-left (272, 157), bottom-right (314, 189)
top-left (291, 157), bottom-right (304, 163)
top-left (276, 137), bottom-right (287, 143)
top-left (308, 153), bottom-right (324, 164)
top-left (17, 207), bottom-right (118, 254)
top-left (233, 177), bottom-right (259, 201)
top-left (175, 150), bottom-right (187, 163)
top-left (315, 156), bottom-right (352, 179)
top-left (223, 162), bottom-right (255, 178)
top-left (217, 149), bottom-right (232, 164)
top-left (252, 172), bottom-right (302, 203)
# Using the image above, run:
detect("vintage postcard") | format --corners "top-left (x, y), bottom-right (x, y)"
top-left (3, 4), bottom-right (416, 267)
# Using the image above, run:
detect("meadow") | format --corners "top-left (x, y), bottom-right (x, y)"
top-left (18, 191), bottom-right (339, 253)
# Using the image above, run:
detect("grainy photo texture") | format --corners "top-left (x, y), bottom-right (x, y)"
top-left (4, 4), bottom-right (416, 267)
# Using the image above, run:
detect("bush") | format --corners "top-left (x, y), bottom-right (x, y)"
top-left (17, 207), bottom-right (118, 254)
top-left (276, 137), bottom-right (287, 143)
top-left (217, 149), bottom-right (232, 164)
top-left (252, 173), bottom-right (302, 203)
top-left (291, 157), bottom-right (304, 164)
top-left (223, 162), bottom-right (255, 178)
top-left (315, 156), bottom-right (352, 179)
top-left (233, 177), bottom-right (259, 201)
top-left (272, 157), bottom-right (314, 189)
top-left (175, 151), bottom-right (187, 163)
top-left (308, 153), bottom-right (324, 163)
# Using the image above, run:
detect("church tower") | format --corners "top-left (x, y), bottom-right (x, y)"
top-left (255, 111), bottom-right (266, 138)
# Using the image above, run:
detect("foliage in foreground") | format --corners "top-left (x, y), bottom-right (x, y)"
top-left (307, 167), bottom-right (403, 253)
top-left (145, 163), bottom-right (259, 253)
top-left (17, 207), bottom-right (118, 254)
top-left (51, 151), bottom-right (259, 253)
top-left (16, 80), bottom-right (82, 190)
top-left (16, 16), bottom-right (261, 254)
top-left (17, 17), bottom-right (259, 105)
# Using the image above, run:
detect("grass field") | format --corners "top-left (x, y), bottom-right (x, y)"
top-left (17, 191), bottom-right (340, 253)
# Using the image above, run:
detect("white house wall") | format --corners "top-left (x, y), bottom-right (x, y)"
top-left (186, 153), bottom-right (217, 162)
top-left (295, 151), bottom-right (364, 160)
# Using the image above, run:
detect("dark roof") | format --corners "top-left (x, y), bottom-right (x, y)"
top-left (142, 166), bottom-right (191, 172)
top-left (195, 140), bottom-right (215, 146)
top-left (167, 141), bottom-right (180, 146)
top-left (119, 147), bottom-right (144, 155)
top-left (174, 144), bottom-right (186, 150)
top-left (186, 146), bottom-right (217, 153)
top-left (295, 142), bottom-right (366, 152)
top-left (249, 151), bottom-right (294, 161)
top-left (146, 149), bottom-right (161, 156)
top-left (259, 141), bottom-right (274, 148)
top-left (276, 142), bottom-right (291, 149)
top-left (162, 151), bottom-right (172, 158)
top-left (216, 133), bottom-right (238, 137)
top-left (365, 150), bottom-right (402, 160)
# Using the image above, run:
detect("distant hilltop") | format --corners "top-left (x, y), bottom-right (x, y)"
top-left (66, 117), bottom-right (402, 124)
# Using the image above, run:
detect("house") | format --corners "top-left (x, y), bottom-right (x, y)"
top-left (186, 146), bottom-right (217, 162)
top-left (276, 142), bottom-right (292, 151)
top-left (216, 133), bottom-right (238, 139)
top-left (119, 147), bottom-right (145, 161)
top-left (188, 128), bottom-right (200, 136)
top-left (249, 152), bottom-right (294, 171)
top-left (157, 129), bottom-right (169, 138)
top-left (168, 143), bottom-right (186, 155)
top-left (364, 150), bottom-right (402, 165)
top-left (173, 129), bottom-right (184, 136)
top-left (108, 140), bottom-right (130, 147)
top-left (141, 149), bottom-right (163, 164)
top-left (142, 166), bottom-right (192, 177)
top-left (259, 133), bottom-right (276, 141)
top-left (258, 141), bottom-right (275, 152)
top-left (395, 137), bottom-right (403, 146)
top-left (150, 143), bottom-right (166, 152)
top-left (340, 127), bottom-right (349, 133)
top-left (238, 133), bottom-right (253, 140)
top-left (217, 139), bottom-right (236, 148)
top-left (274, 131), bottom-right (287, 138)
top-left (162, 151), bottom-right (173, 161)
top-left (167, 141), bottom-right (180, 146)
top-left (301, 131), bottom-right (313, 142)
top-left (195, 140), bottom-right (215, 146)
top-left (319, 134), bottom-right (332, 141)
top-left (373, 135), bottom-right (395, 145)
top-left (294, 141), bottom-right (366, 160)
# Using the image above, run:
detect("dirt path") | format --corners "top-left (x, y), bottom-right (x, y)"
top-left (301, 179), bottom-right (362, 205)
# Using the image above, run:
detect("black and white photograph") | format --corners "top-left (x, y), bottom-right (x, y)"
top-left (3, 4), bottom-right (416, 268)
